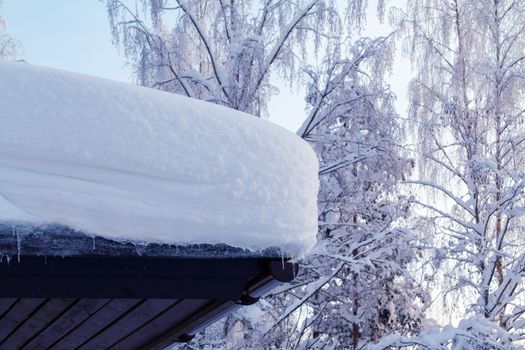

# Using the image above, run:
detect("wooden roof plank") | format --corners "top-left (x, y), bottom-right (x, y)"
top-left (109, 299), bottom-right (211, 350)
top-left (48, 299), bottom-right (142, 350)
top-left (0, 298), bottom-right (75, 350)
top-left (0, 298), bottom-right (46, 344)
top-left (22, 299), bottom-right (110, 350)
top-left (77, 299), bottom-right (179, 350)
top-left (0, 298), bottom-right (17, 318)
top-left (145, 300), bottom-right (238, 350)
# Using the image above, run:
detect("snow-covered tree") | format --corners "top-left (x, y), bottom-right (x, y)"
top-left (182, 36), bottom-right (425, 350)
top-left (286, 37), bottom-right (425, 349)
top-left (390, 0), bottom-right (525, 347)
top-left (106, 0), bottom-right (339, 116)
top-left (0, 1), bottom-right (20, 59)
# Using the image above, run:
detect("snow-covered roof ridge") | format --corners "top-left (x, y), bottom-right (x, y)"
top-left (0, 60), bottom-right (319, 256)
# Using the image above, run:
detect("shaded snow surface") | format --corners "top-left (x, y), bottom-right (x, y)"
top-left (0, 61), bottom-right (319, 256)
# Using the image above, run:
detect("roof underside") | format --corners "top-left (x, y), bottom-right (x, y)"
top-left (0, 298), bottom-right (233, 350)
top-left (0, 225), bottom-right (297, 349)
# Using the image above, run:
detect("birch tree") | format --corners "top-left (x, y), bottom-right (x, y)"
top-left (285, 36), bottom-right (426, 349)
top-left (106, 0), bottom-right (339, 116)
top-left (389, 0), bottom-right (525, 347)
top-left (185, 37), bottom-right (426, 350)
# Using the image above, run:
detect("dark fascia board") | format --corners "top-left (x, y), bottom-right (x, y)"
top-left (0, 255), bottom-right (297, 300)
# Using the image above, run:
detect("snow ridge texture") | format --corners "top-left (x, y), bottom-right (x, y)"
top-left (0, 60), bottom-right (319, 256)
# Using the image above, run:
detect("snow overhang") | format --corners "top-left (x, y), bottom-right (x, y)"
top-left (0, 60), bottom-right (319, 257)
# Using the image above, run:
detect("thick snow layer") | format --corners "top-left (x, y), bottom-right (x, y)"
top-left (0, 61), bottom-right (319, 256)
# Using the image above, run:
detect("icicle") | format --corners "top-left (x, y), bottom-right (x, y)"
top-left (134, 242), bottom-right (143, 256)
top-left (16, 228), bottom-right (21, 263)
top-left (92, 236), bottom-right (96, 250)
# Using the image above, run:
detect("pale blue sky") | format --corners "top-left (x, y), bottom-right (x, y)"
top-left (4, 1), bottom-right (131, 82)
top-left (3, 0), bottom-right (409, 132)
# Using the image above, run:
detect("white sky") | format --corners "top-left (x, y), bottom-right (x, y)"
top-left (3, 0), bottom-right (411, 133)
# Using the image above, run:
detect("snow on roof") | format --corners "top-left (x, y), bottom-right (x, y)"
top-left (0, 60), bottom-right (319, 256)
